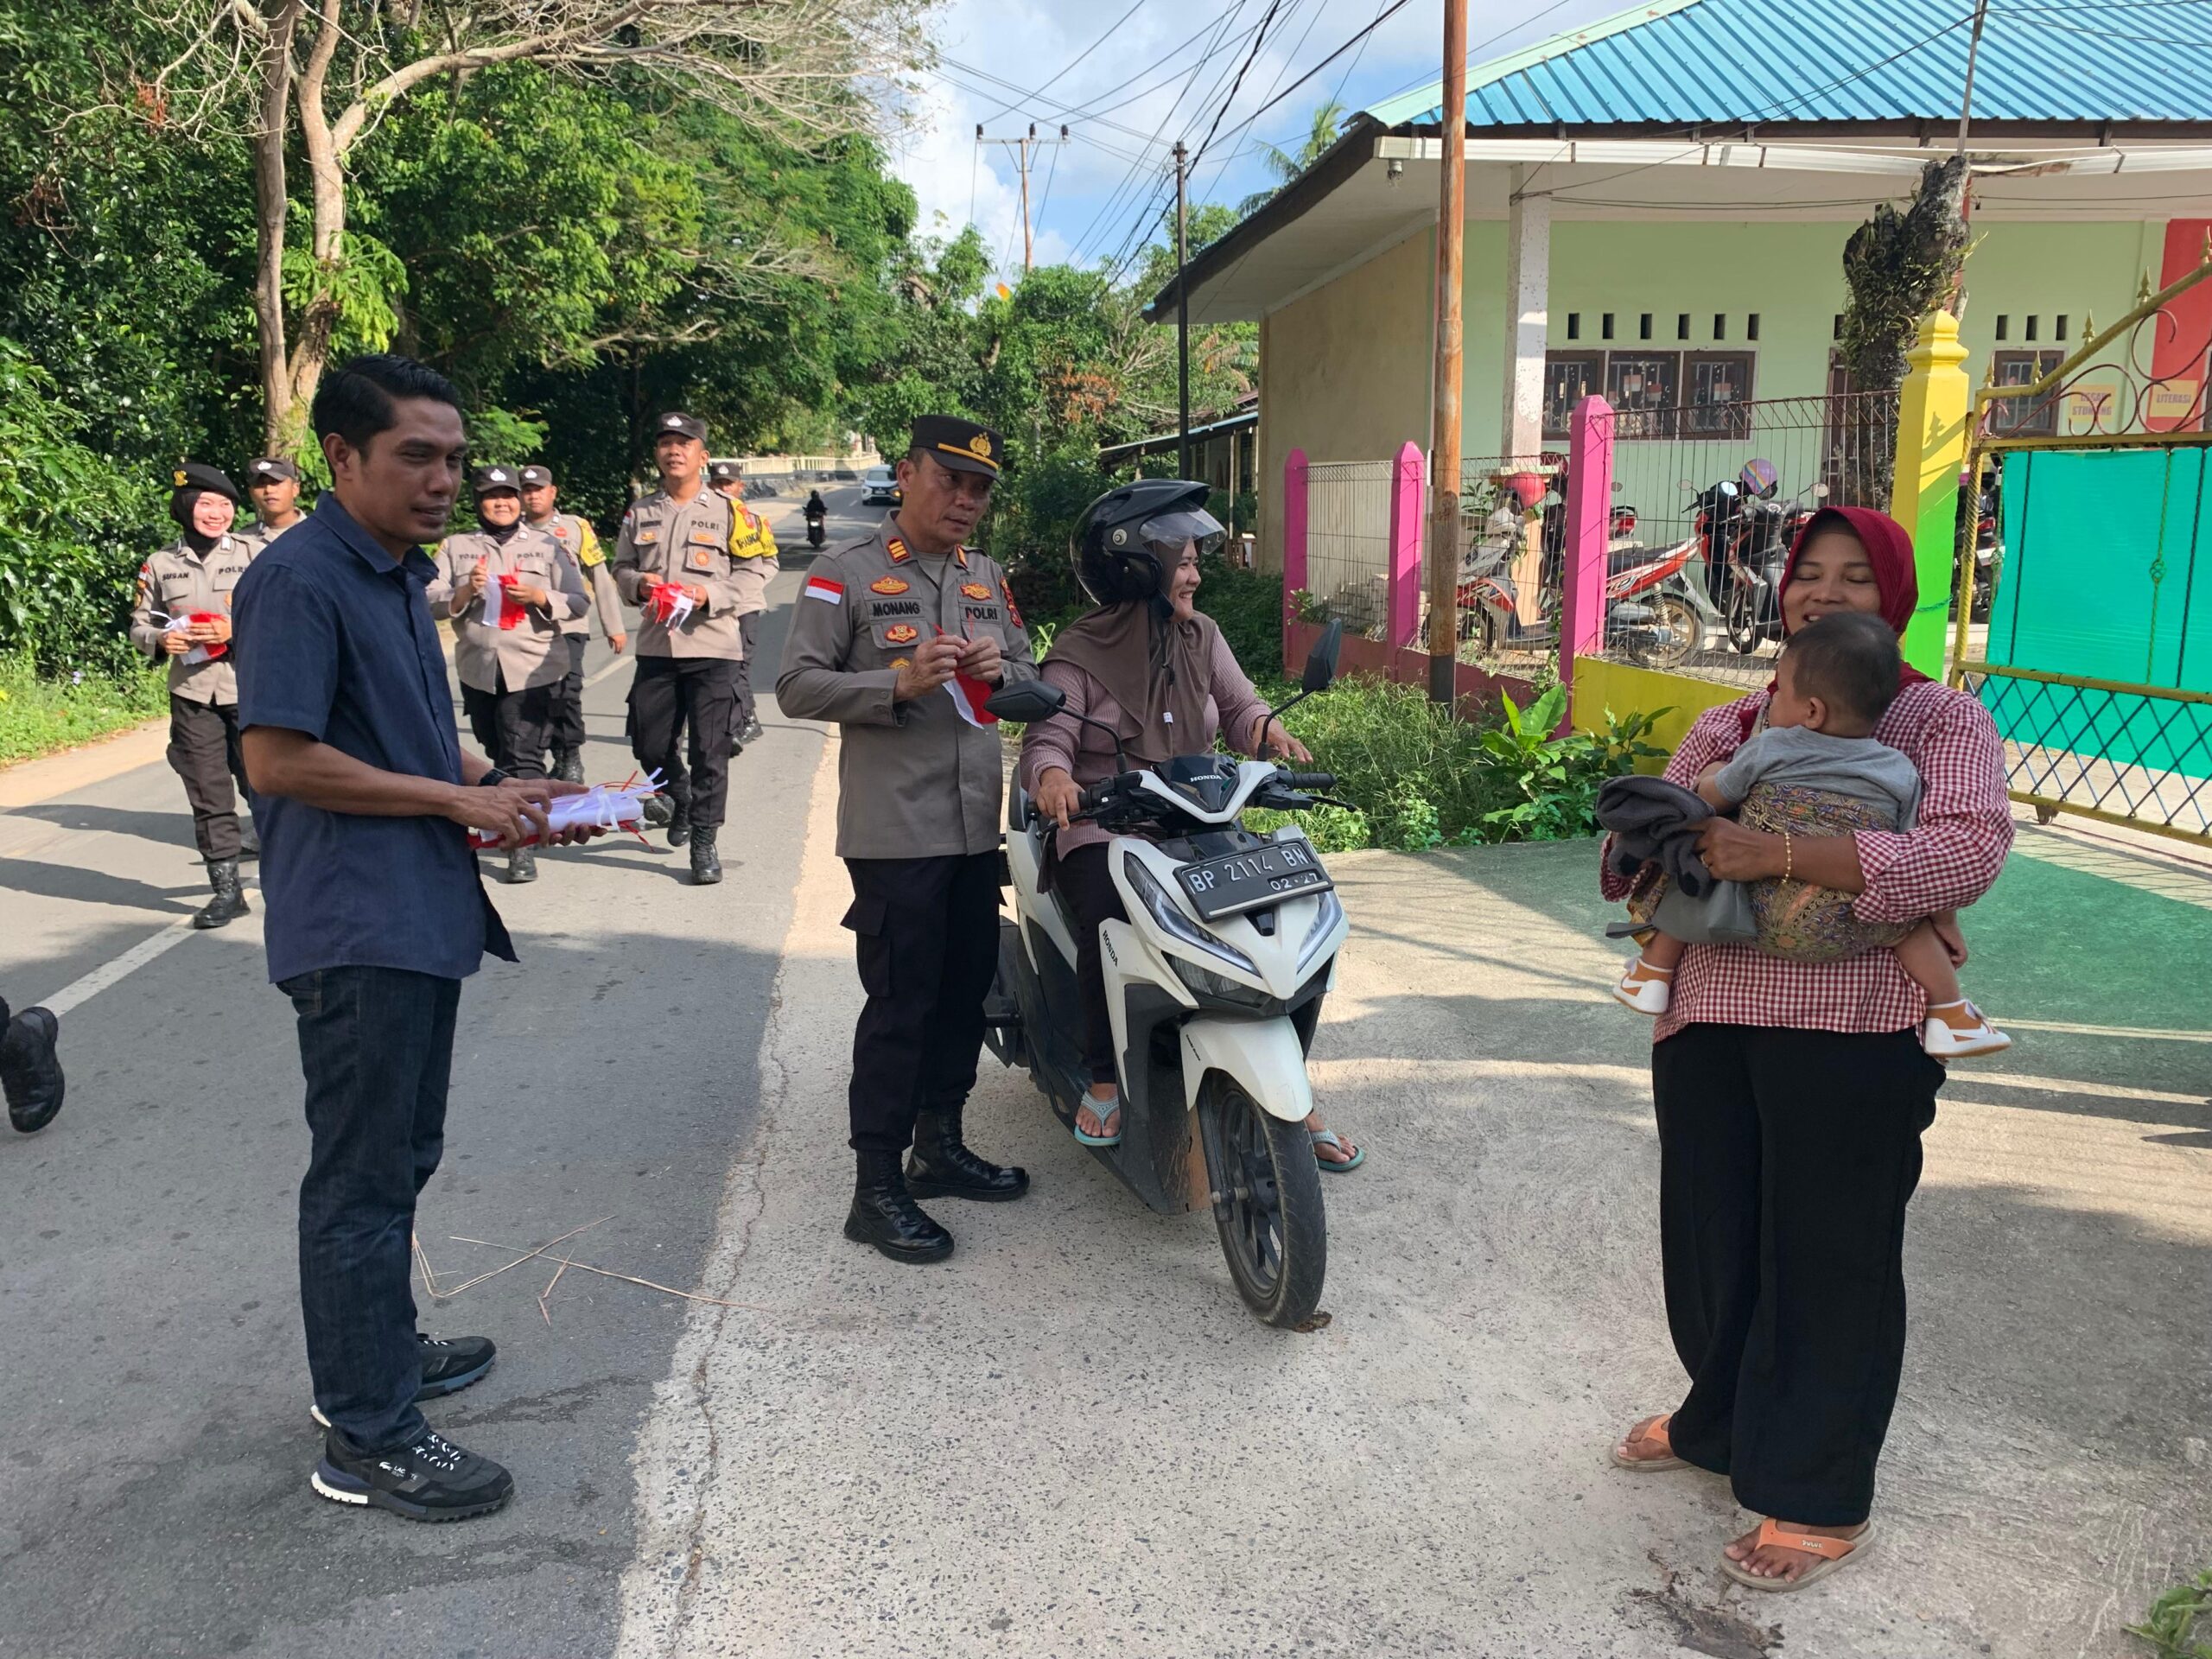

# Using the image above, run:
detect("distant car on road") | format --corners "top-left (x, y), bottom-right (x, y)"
top-left (860, 465), bottom-right (899, 505)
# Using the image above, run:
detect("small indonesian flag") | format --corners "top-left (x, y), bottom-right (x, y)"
top-left (946, 670), bottom-right (998, 728)
top-left (481, 572), bottom-right (526, 631)
top-left (804, 574), bottom-right (844, 606)
top-left (645, 580), bottom-right (696, 628)
top-left (159, 612), bottom-right (228, 665)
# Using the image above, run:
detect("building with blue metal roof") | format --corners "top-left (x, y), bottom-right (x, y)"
top-left (1151, 0), bottom-right (2212, 577)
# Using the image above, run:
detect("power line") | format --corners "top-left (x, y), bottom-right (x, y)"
top-left (1189, 0), bottom-right (1287, 168)
top-left (965, 0), bottom-right (1152, 128)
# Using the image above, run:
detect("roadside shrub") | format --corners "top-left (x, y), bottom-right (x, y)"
top-left (1250, 675), bottom-right (1666, 851)
top-left (0, 340), bottom-right (159, 677)
top-left (0, 652), bottom-right (168, 763)
top-left (1194, 552), bottom-right (1281, 680)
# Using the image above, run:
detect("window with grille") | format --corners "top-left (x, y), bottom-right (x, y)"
top-left (1541, 351), bottom-right (1606, 440)
top-left (1681, 352), bottom-right (1758, 437)
top-left (1989, 350), bottom-right (2066, 436)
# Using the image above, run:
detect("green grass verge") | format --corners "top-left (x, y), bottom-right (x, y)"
top-left (2132, 1568), bottom-right (2212, 1659)
top-left (0, 655), bottom-right (168, 766)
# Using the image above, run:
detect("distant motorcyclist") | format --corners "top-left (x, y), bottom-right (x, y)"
top-left (804, 489), bottom-right (828, 549)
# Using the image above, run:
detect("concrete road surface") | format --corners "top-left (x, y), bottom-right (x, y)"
top-left (2, 498), bottom-right (2206, 1658)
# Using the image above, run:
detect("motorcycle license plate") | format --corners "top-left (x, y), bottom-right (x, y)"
top-left (1175, 842), bottom-right (1333, 920)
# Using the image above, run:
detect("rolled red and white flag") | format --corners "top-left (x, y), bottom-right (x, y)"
top-left (944, 668), bottom-right (998, 728)
top-left (804, 574), bottom-right (844, 606)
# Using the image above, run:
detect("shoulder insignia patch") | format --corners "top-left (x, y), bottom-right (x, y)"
top-left (887, 537), bottom-right (912, 564)
top-left (960, 582), bottom-right (993, 601)
top-left (871, 575), bottom-right (910, 595)
top-left (882, 623), bottom-right (919, 645)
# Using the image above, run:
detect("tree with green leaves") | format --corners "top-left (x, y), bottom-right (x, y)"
top-left (1236, 99), bottom-right (1346, 218)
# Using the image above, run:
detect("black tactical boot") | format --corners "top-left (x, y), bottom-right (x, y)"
top-left (741, 715), bottom-right (766, 746)
top-left (192, 857), bottom-right (251, 930)
top-left (237, 816), bottom-right (260, 859)
top-left (0, 1001), bottom-right (64, 1135)
top-left (844, 1148), bottom-right (953, 1263)
top-left (690, 827), bottom-right (721, 886)
top-left (642, 792), bottom-right (673, 829)
top-left (667, 800), bottom-right (691, 848)
top-left (728, 728), bottom-right (746, 759)
top-left (906, 1105), bottom-right (1030, 1202)
top-left (505, 844), bottom-right (537, 884)
top-left (553, 749), bottom-right (586, 785)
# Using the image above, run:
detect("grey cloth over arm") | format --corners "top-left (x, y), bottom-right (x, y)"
top-left (1595, 775), bottom-right (1758, 945)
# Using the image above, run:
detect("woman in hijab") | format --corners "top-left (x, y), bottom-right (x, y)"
top-left (1019, 481), bottom-right (1363, 1171)
top-left (1601, 506), bottom-right (2012, 1589)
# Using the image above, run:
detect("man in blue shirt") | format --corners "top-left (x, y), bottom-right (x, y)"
top-left (233, 353), bottom-right (593, 1522)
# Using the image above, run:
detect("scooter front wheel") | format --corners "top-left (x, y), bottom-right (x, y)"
top-left (1198, 1077), bottom-right (1326, 1327)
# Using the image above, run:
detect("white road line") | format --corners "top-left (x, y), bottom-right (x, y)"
top-left (584, 654), bottom-right (633, 690)
top-left (37, 918), bottom-right (199, 1017)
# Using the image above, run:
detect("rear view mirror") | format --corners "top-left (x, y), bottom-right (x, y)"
top-left (1303, 618), bottom-right (1344, 693)
top-left (984, 680), bottom-right (1066, 722)
top-left (1813, 483), bottom-right (1831, 499)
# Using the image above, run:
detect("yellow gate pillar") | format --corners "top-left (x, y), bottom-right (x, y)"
top-left (1888, 310), bottom-right (1973, 677)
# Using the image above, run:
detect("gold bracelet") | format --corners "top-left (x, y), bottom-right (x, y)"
top-left (1783, 830), bottom-right (1793, 883)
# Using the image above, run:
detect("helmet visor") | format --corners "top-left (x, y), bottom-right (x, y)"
top-left (1136, 507), bottom-right (1225, 564)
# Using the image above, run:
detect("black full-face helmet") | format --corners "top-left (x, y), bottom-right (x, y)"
top-left (1072, 478), bottom-right (1226, 609)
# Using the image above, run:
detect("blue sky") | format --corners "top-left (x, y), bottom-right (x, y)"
top-left (887, 0), bottom-right (1630, 283)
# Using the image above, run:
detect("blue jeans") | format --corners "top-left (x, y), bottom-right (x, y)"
top-left (281, 965), bottom-right (462, 1452)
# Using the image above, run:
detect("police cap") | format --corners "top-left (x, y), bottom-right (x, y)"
top-left (654, 411), bottom-right (709, 446)
top-left (245, 456), bottom-right (299, 485)
top-left (708, 461), bottom-right (742, 485)
top-left (911, 415), bottom-right (1001, 479)
top-left (518, 465), bottom-right (554, 488)
top-left (471, 464), bottom-right (522, 496)
top-left (170, 462), bottom-right (239, 501)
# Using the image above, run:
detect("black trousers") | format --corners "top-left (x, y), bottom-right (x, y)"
top-left (1652, 1022), bottom-right (1943, 1526)
top-left (841, 852), bottom-right (1001, 1153)
top-left (732, 612), bottom-right (761, 727)
top-left (549, 634), bottom-right (589, 755)
top-left (629, 656), bottom-right (735, 829)
top-left (461, 672), bottom-right (555, 781)
top-left (281, 965), bottom-right (461, 1454)
top-left (1056, 842), bottom-right (1128, 1085)
top-left (167, 696), bottom-right (246, 861)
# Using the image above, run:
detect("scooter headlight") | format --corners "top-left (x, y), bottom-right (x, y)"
top-left (1171, 958), bottom-right (1273, 1010)
top-left (1122, 853), bottom-right (1255, 976)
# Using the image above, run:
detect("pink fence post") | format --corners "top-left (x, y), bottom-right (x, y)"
top-left (1559, 395), bottom-right (1615, 725)
top-left (1281, 447), bottom-right (1309, 667)
top-left (1384, 440), bottom-right (1425, 649)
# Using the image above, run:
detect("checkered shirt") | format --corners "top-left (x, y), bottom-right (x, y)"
top-left (1600, 680), bottom-right (2015, 1041)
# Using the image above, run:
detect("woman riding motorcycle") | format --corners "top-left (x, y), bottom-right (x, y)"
top-left (1017, 480), bottom-right (1364, 1170)
top-left (803, 488), bottom-right (828, 548)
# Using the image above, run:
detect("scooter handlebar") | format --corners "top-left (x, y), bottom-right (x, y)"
top-left (1274, 771), bottom-right (1337, 792)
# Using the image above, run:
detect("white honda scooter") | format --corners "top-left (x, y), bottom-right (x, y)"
top-left (981, 621), bottom-right (1351, 1327)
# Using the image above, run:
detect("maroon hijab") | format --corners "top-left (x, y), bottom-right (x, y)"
top-left (1740, 505), bottom-right (1931, 737)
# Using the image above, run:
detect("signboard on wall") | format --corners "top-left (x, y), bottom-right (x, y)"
top-left (2063, 384), bottom-right (2117, 434)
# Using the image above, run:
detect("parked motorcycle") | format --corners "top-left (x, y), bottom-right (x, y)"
top-left (981, 623), bottom-right (1351, 1328)
top-left (1955, 462), bottom-right (2001, 622)
top-left (1710, 484), bottom-right (1827, 656)
top-left (1458, 501), bottom-right (1703, 669)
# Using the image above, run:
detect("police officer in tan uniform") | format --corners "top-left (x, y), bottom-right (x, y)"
top-left (239, 456), bottom-right (308, 551)
top-left (518, 464), bottom-right (625, 784)
top-left (130, 463), bottom-right (263, 927)
top-left (708, 460), bottom-right (779, 751)
top-left (426, 465), bottom-right (587, 884)
top-left (614, 412), bottom-right (750, 886)
top-left (777, 416), bottom-right (1037, 1262)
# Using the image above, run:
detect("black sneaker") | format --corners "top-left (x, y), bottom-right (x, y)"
top-left (309, 1333), bottom-right (496, 1427)
top-left (310, 1426), bottom-right (513, 1522)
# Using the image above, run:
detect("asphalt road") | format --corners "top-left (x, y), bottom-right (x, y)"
top-left (0, 485), bottom-right (883, 1659)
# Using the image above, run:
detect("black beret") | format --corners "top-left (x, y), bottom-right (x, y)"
top-left (170, 462), bottom-right (239, 501)
top-left (471, 464), bottom-right (522, 494)
top-left (245, 456), bottom-right (299, 484)
top-left (653, 411), bottom-right (709, 445)
top-left (518, 465), bottom-right (554, 487)
top-left (911, 416), bottom-right (1001, 478)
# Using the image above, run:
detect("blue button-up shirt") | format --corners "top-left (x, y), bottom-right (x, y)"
top-left (232, 493), bottom-right (515, 984)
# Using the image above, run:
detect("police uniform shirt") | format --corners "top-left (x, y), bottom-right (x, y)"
top-left (425, 524), bottom-right (586, 693)
top-left (534, 512), bottom-right (623, 640)
top-left (727, 499), bottom-right (780, 620)
top-left (129, 534), bottom-right (257, 704)
top-left (612, 490), bottom-right (751, 660)
top-left (238, 516), bottom-right (305, 555)
top-left (775, 521), bottom-right (1037, 860)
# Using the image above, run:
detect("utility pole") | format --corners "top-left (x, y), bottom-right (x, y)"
top-left (1175, 140), bottom-right (1192, 480)
top-left (1426, 0), bottom-right (1469, 702)
top-left (1949, 0), bottom-right (1990, 316)
top-left (976, 123), bottom-right (1069, 274)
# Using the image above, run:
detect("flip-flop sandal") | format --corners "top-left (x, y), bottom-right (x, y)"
top-left (1719, 1516), bottom-right (1876, 1592)
top-left (1073, 1095), bottom-right (1122, 1148)
top-left (1311, 1129), bottom-right (1365, 1173)
top-left (1609, 1412), bottom-right (1688, 1471)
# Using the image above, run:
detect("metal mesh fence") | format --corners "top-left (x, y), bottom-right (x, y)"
top-left (1593, 391), bottom-right (1899, 691)
top-left (1300, 461), bottom-right (1396, 638)
top-left (1962, 671), bottom-right (2212, 839)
